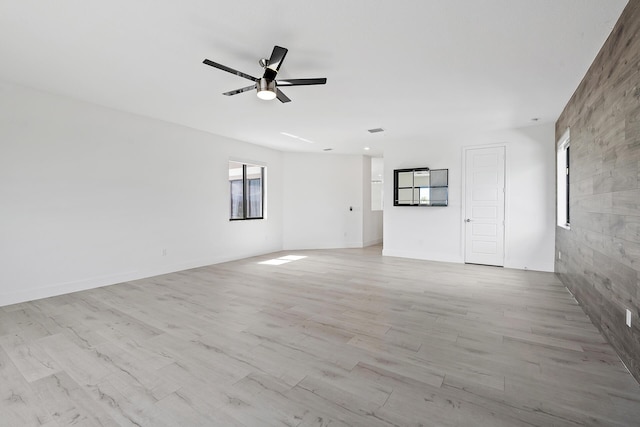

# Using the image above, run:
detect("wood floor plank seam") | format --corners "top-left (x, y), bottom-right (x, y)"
top-left (1, 245), bottom-right (639, 426)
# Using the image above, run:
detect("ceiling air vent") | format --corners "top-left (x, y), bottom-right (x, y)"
top-left (368, 128), bottom-right (384, 133)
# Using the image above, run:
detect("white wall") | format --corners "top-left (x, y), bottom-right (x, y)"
top-left (283, 153), bottom-right (364, 249)
top-left (0, 81), bottom-right (556, 308)
top-left (383, 123), bottom-right (556, 272)
top-left (0, 81), bottom-right (283, 306)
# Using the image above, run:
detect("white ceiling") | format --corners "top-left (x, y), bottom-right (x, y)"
top-left (0, 0), bottom-right (627, 156)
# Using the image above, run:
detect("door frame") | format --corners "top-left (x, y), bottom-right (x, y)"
top-left (461, 143), bottom-right (508, 265)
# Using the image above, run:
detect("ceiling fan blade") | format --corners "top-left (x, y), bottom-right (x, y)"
top-left (276, 89), bottom-right (291, 103)
top-left (202, 59), bottom-right (258, 82)
top-left (276, 78), bottom-right (327, 86)
top-left (263, 46), bottom-right (288, 81)
top-left (267, 46), bottom-right (288, 72)
top-left (223, 84), bottom-right (257, 96)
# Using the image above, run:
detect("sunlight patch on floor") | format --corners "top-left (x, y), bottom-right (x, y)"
top-left (259, 255), bottom-right (307, 265)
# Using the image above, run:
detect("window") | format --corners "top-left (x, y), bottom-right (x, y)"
top-left (371, 157), bottom-right (384, 211)
top-left (557, 130), bottom-right (570, 228)
top-left (229, 161), bottom-right (264, 220)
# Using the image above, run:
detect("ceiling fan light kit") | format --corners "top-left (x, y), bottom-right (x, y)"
top-left (203, 45), bottom-right (327, 103)
top-left (256, 78), bottom-right (277, 100)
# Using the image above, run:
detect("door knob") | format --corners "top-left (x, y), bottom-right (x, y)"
top-left (465, 218), bottom-right (471, 222)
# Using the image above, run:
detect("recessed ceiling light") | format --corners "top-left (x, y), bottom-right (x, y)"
top-left (323, 148), bottom-right (333, 151)
top-left (364, 147), bottom-right (370, 151)
top-left (368, 128), bottom-right (384, 133)
top-left (531, 118), bottom-right (540, 122)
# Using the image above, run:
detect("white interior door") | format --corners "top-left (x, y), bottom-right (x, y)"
top-left (464, 146), bottom-right (505, 266)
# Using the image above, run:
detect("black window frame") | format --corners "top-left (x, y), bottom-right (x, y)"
top-left (229, 162), bottom-right (265, 221)
top-left (557, 133), bottom-right (570, 229)
top-left (565, 145), bottom-right (570, 226)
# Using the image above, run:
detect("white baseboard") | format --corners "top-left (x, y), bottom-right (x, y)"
top-left (283, 241), bottom-right (365, 250)
top-left (382, 248), bottom-right (463, 264)
top-left (0, 248), bottom-right (280, 308)
top-left (363, 238), bottom-right (383, 247)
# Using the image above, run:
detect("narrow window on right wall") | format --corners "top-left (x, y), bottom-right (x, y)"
top-left (557, 129), bottom-right (570, 229)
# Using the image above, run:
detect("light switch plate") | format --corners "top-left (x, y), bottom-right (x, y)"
top-left (626, 309), bottom-right (632, 328)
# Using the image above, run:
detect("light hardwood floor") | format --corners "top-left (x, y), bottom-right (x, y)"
top-left (1, 246), bottom-right (639, 426)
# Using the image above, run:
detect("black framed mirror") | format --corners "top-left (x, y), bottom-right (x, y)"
top-left (393, 168), bottom-right (448, 206)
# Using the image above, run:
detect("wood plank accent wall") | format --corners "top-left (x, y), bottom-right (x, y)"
top-left (556, 0), bottom-right (640, 382)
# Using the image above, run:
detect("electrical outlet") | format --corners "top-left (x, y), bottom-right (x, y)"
top-left (558, 251), bottom-right (562, 260)
top-left (626, 309), bottom-right (632, 328)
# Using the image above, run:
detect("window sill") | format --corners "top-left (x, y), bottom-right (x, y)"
top-left (557, 223), bottom-right (571, 230)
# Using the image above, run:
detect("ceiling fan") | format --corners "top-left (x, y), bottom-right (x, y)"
top-left (202, 45), bottom-right (327, 103)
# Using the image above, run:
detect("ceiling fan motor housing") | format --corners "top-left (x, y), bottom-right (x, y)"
top-left (256, 78), bottom-right (276, 100)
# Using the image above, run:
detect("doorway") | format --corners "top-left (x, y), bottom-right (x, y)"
top-left (464, 146), bottom-right (505, 266)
